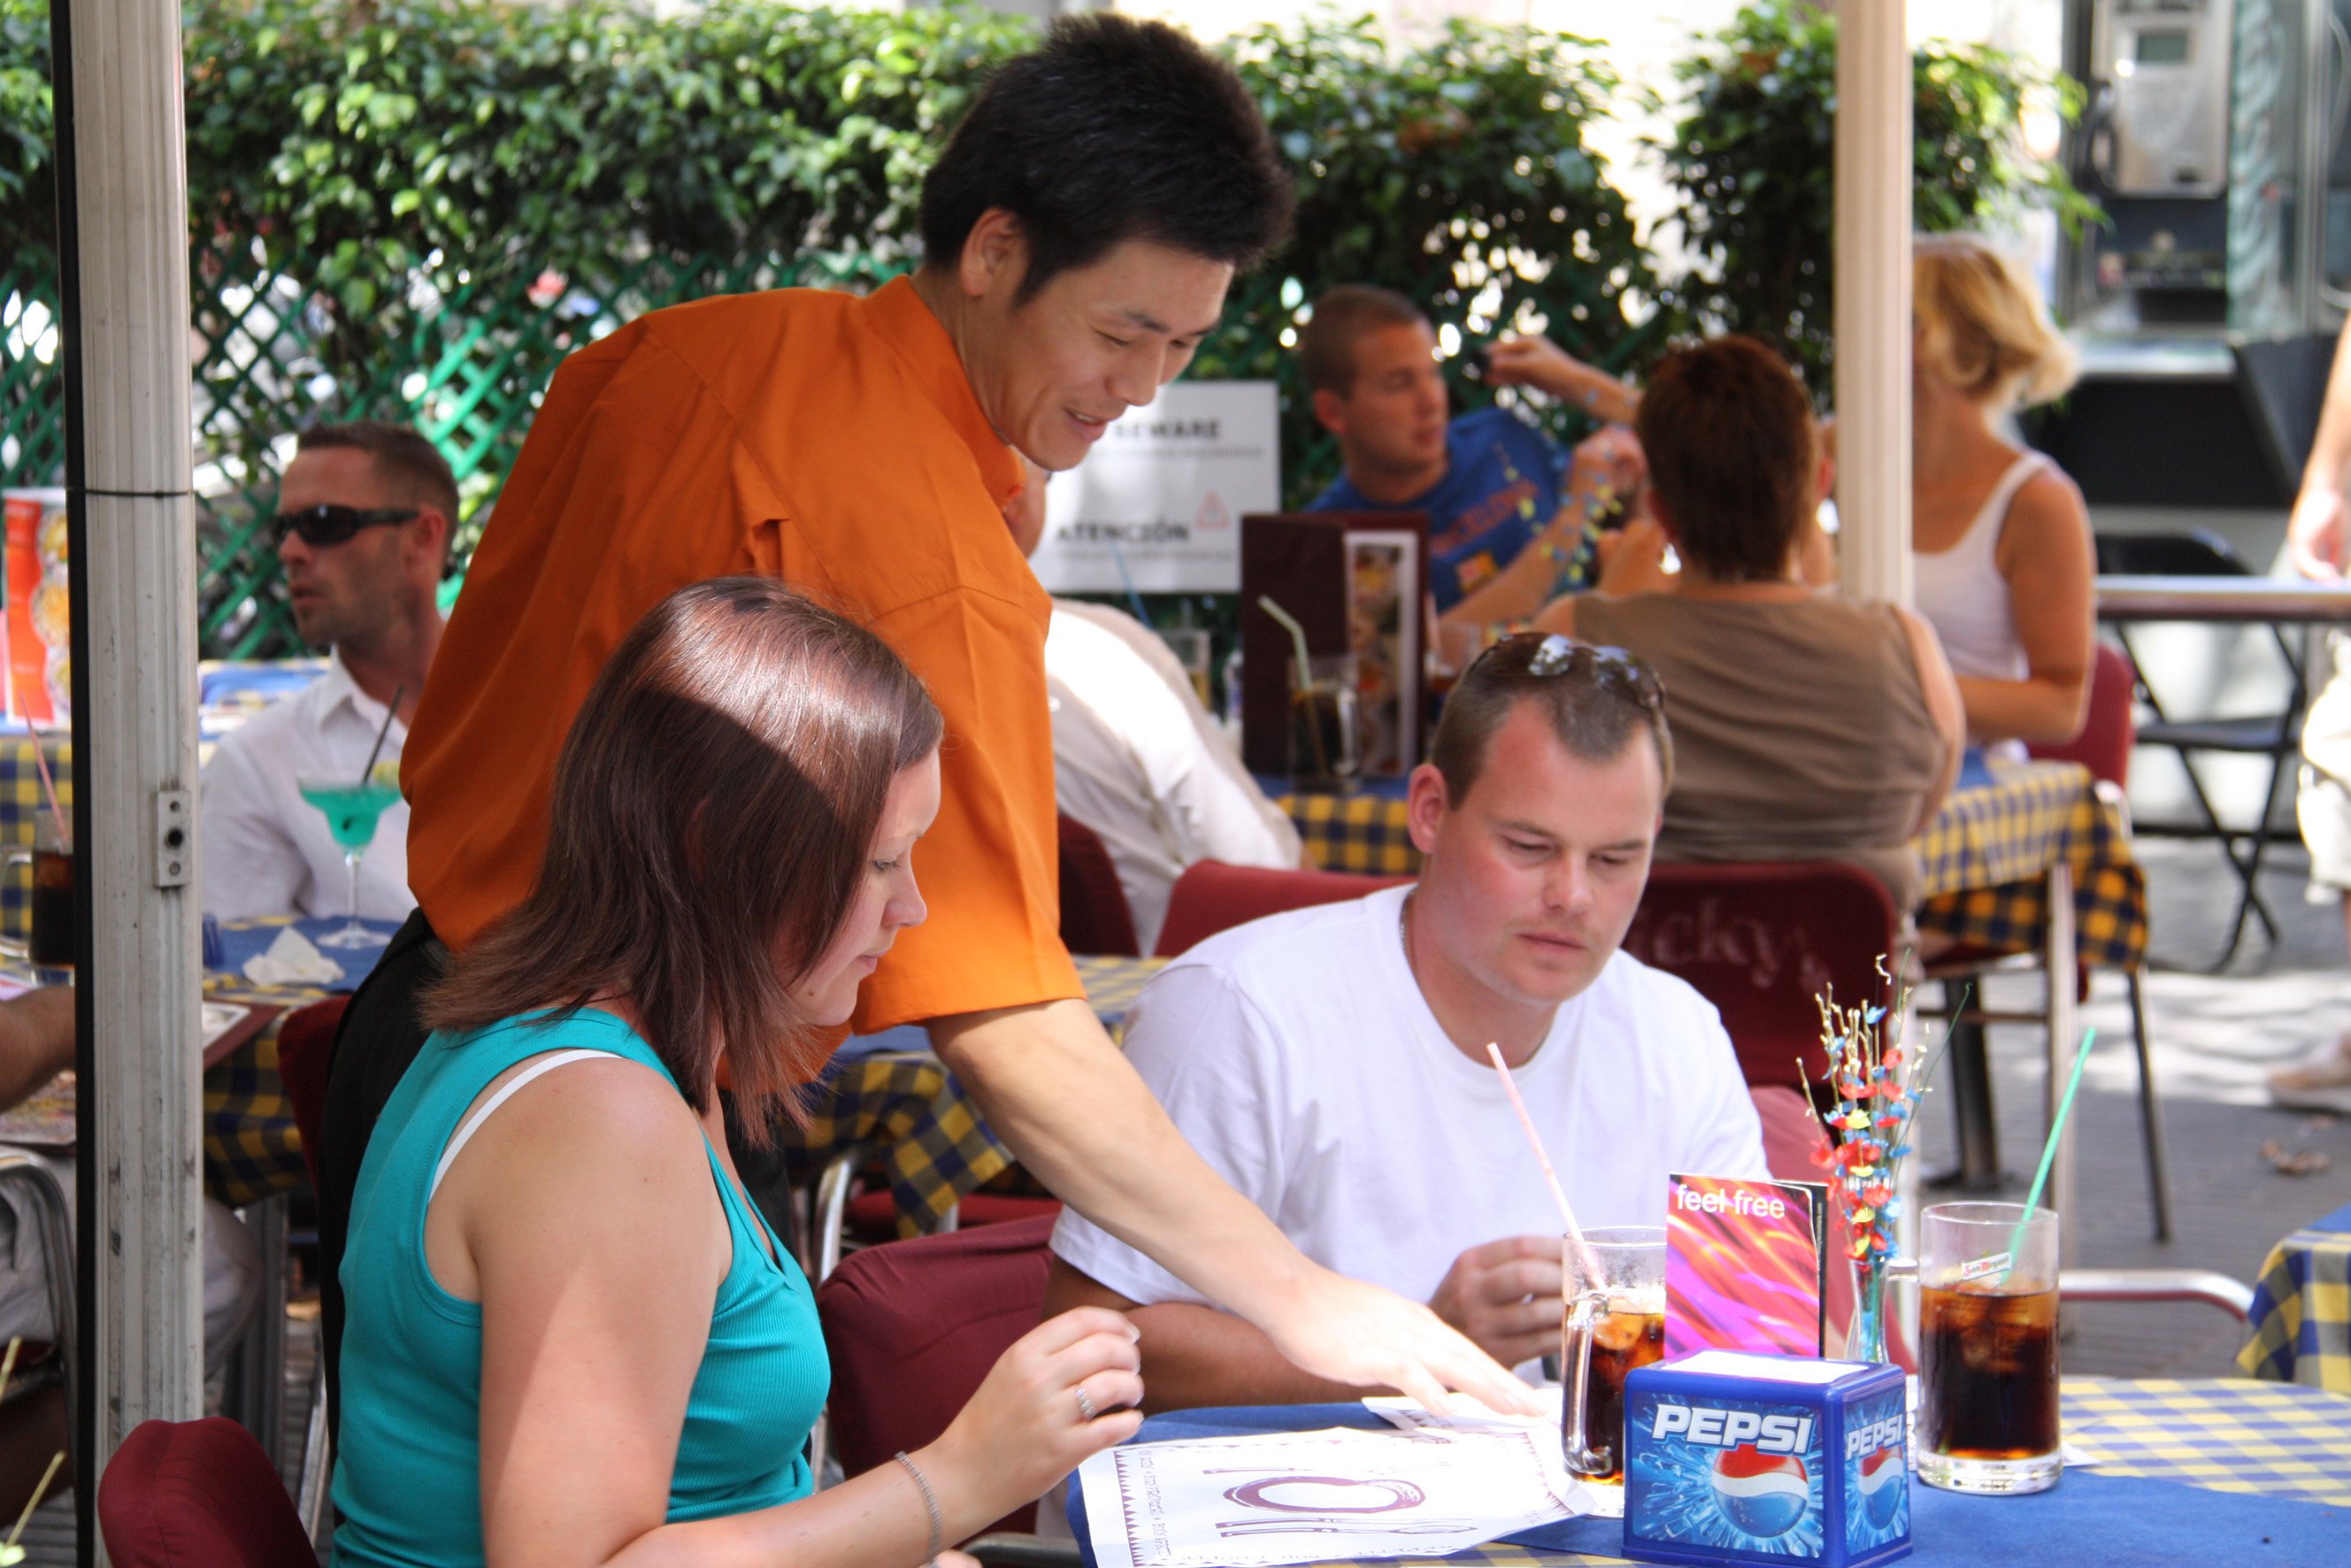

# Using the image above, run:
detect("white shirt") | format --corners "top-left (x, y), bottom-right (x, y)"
top-left (198, 652), bottom-right (415, 921)
top-left (1052, 886), bottom-right (1766, 1332)
top-left (1045, 601), bottom-right (1301, 953)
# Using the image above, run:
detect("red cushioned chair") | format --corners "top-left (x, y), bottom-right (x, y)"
top-left (1621, 861), bottom-right (1901, 1093)
top-left (1056, 813), bottom-right (1140, 958)
top-left (271, 996), bottom-right (350, 1199)
top-left (1153, 860), bottom-right (1412, 957)
top-left (815, 1213), bottom-right (1060, 1536)
top-left (1929, 640), bottom-right (2170, 1237)
top-left (98, 1416), bottom-right (318, 1567)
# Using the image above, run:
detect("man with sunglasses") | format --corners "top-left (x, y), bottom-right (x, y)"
top-left (198, 420), bottom-right (451, 921)
top-left (1044, 634), bottom-right (1766, 1407)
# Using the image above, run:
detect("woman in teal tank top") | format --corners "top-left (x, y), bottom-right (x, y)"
top-left (331, 581), bottom-right (1143, 1568)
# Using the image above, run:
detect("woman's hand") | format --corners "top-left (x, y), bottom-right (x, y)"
top-left (1594, 519), bottom-right (1671, 597)
top-left (921, 1307), bottom-right (1146, 1533)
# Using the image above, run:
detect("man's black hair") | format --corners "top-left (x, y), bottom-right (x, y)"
top-left (918, 13), bottom-right (1293, 301)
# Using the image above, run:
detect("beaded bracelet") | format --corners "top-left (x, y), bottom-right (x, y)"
top-left (895, 1449), bottom-right (943, 1567)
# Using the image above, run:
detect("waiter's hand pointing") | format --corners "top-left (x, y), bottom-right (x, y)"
top-left (1257, 1264), bottom-right (1545, 1418)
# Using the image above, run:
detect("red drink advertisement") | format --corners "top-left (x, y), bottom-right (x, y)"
top-left (1, 490), bottom-right (59, 724)
top-left (1664, 1172), bottom-right (1829, 1358)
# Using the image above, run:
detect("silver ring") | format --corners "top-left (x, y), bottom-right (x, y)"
top-left (1076, 1387), bottom-right (1100, 1423)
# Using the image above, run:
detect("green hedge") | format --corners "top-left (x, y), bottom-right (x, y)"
top-left (1658, 0), bottom-right (2096, 395)
top-left (0, 0), bottom-right (2078, 654)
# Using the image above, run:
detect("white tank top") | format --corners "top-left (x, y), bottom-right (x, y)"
top-left (1912, 451), bottom-right (2048, 684)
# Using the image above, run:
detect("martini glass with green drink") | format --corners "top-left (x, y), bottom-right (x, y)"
top-left (296, 684), bottom-right (406, 949)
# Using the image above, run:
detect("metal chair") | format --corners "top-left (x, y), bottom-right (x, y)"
top-left (1925, 644), bottom-right (2173, 1240)
top-left (2096, 530), bottom-right (2309, 965)
top-left (0, 1149), bottom-right (72, 1475)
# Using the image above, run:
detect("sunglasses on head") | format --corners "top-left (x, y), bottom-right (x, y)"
top-left (1479, 631), bottom-right (1666, 710)
top-left (270, 503), bottom-right (418, 548)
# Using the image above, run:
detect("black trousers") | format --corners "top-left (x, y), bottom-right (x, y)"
top-left (317, 911), bottom-right (804, 1449)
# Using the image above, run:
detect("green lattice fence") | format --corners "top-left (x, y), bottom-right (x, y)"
top-left (2, 238), bottom-right (1659, 659)
top-left (2, 242), bottom-right (907, 657)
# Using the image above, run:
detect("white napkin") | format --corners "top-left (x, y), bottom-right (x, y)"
top-left (242, 926), bottom-right (343, 988)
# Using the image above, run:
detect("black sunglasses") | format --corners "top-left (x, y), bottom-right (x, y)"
top-left (1478, 631), bottom-right (1666, 710)
top-left (270, 503), bottom-right (419, 548)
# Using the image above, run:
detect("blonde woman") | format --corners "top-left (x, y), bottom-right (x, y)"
top-left (1909, 234), bottom-right (2094, 750)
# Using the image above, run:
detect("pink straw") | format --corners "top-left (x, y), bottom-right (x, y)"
top-left (1486, 1042), bottom-right (1604, 1284)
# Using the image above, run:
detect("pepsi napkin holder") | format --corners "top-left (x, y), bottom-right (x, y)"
top-left (1619, 1350), bottom-right (1910, 1568)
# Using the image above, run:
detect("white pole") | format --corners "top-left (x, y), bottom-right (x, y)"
top-left (1832, 0), bottom-right (1913, 606)
top-left (54, 0), bottom-right (205, 1526)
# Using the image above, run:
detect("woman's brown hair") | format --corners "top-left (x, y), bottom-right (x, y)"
top-left (1636, 335), bottom-right (1816, 583)
top-left (421, 578), bottom-right (943, 1140)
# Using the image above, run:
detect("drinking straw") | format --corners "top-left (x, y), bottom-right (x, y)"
top-left (356, 684), bottom-right (406, 786)
top-left (1484, 1042), bottom-right (1605, 1285)
top-left (1106, 536), bottom-right (1151, 625)
top-left (0, 1450), bottom-right (60, 1562)
top-left (1256, 596), bottom-right (1315, 696)
top-left (1256, 596), bottom-right (1330, 776)
top-left (2008, 1026), bottom-right (2097, 1266)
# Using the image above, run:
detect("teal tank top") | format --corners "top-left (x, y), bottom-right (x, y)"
top-left (330, 1010), bottom-right (826, 1566)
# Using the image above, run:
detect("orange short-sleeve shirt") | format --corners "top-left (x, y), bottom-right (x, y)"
top-left (401, 278), bottom-right (1082, 1031)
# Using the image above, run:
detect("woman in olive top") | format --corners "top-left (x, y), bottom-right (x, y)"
top-left (333, 580), bottom-right (1142, 1568)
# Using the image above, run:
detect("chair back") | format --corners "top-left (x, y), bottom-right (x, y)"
top-left (1154, 861), bottom-right (1412, 957)
top-left (1057, 813), bottom-right (1140, 957)
top-left (2025, 642), bottom-right (2136, 789)
top-left (272, 996), bottom-right (350, 1200)
top-left (1621, 861), bottom-right (1901, 1091)
top-left (815, 1213), bottom-right (1059, 1533)
top-left (98, 1417), bottom-right (319, 1568)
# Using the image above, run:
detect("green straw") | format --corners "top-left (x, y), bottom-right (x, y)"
top-left (2009, 1026), bottom-right (2096, 1264)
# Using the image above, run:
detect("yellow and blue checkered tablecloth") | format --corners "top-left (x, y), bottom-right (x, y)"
top-left (2238, 1203), bottom-right (2351, 1393)
top-left (0, 734), bottom-right (69, 944)
top-left (780, 954), bottom-right (1165, 1235)
top-left (1280, 762), bottom-right (2149, 972)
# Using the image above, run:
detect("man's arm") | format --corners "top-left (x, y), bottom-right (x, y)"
top-left (2292, 317), bottom-right (2351, 581)
top-left (1485, 337), bottom-right (1640, 425)
top-left (1043, 1238), bottom-right (1563, 1413)
top-left (930, 1000), bottom-right (1535, 1416)
top-left (1042, 1257), bottom-right (1364, 1412)
top-left (0, 988), bottom-right (74, 1112)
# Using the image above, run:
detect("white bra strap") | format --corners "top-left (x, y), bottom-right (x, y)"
top-left (430, 1049), bottom-right (614, 1201)
top-left (1982, 452), bottom-right (2050, 525)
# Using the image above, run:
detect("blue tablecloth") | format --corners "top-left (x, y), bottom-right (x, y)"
top-left (1069, 1392), bottom-right (2351, 1567)
top-left (207, 913), bottom-right (402, 991)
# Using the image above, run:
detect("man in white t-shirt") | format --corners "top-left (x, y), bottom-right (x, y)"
top-left (1046, 632), bottom-right (1765, 1406)
top-left (1047, 599), bottom-right (1301, 952)
top-left (200, 421), bottom-right (449, 921)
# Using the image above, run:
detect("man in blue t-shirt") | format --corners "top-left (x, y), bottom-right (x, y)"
top-left (1299, 284), bottom-right (1644, 628)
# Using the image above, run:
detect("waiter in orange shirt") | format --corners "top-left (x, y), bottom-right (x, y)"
top-left (320, 14), bottom-right (1529, 1432)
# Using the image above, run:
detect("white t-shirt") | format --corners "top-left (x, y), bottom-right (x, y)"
top-left (1045, 602), bottom-right (1300, 952)
top-left (1053, 885), bottom-right (1765, 1317)
top-left (198, 652), bottom-right (415, 921)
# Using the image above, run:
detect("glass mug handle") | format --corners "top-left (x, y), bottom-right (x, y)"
top-left (0, 846), bottom-right (30, 960)
top-left (1560, 1289), bottom-right (1611, 1477)
top-left (1331, 685), bottom-right (1360, 779)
